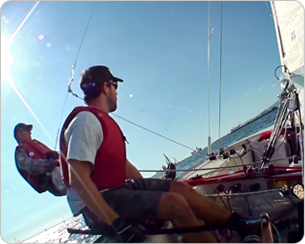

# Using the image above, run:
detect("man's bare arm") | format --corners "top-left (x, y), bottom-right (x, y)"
top-left (68, 159), bottom-right (119, 225)
top-left (125, 159), bottom-right (143, 179)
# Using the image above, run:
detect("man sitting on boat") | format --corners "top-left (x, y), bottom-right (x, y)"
top-left (59, 65), bottom-right (242, 243)
top-left (14, 123), bottom-right (67, 196)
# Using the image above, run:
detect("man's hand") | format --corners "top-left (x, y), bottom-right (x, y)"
top-left (112, 217), bottom-right (145, 243)
top-left (44, 151), bottom-right (59, 160)
top-left (125, 159), bottom-right (143, 179)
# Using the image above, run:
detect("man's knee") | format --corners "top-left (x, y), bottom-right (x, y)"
top-left (170, 181), bottom-right (195, 194)
top-left (157, 192), bottom-right (192, 219)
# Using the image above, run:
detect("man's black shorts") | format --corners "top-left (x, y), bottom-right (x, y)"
top-left (82, 178), bottom-right (172, 231)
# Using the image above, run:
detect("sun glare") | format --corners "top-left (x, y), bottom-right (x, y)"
top-left (1, 38), bottom-right (14, 81)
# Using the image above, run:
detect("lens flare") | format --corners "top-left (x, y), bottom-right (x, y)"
top-left (1, 38), bottom-right (14, 81)
top-left (1, 2), bottom-right (54, 144)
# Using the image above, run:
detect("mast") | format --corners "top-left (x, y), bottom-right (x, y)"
top-left (207, 1), bottom-right (212, 155)
top-left (218, 1), bottom-right (223, 150)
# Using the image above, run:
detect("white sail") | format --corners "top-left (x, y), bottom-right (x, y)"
top-left (271, 1), bottom-right (304, 125)
top-left (270, 1), bottom-right (304, 86)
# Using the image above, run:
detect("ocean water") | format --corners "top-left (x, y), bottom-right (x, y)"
top-left (22, 215), bottom-right (102, 243)
top-left (153, 108), bottom-right (278, 179)
top-left (21, 109), bottom-right (277, 243)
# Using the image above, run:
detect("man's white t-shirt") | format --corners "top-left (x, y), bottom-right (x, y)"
top-left (65, 111), bottom-right (103, 215)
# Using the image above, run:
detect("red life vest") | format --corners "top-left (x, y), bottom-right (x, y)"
top-left (16, 139), bottom-right (53, 193)
top-left (59, 106), bottom-right (126, 190)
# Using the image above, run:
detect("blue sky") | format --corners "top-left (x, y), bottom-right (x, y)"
top-left (0, 1), bottom-right (297, 242)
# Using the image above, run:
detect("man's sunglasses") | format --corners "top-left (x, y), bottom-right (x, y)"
top-left (107, 80), bottom-right (118, 90)
top-left (18, 128), bottom-right (31, 133)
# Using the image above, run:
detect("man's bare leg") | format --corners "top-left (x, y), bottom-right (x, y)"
top-left (169, 181), bottom-right (232, 225)
top-left (156, 192), bottom-right (217, 243)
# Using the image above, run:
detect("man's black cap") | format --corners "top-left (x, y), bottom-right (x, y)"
top-left (14, 123), bottom-right (33, 140)
top-left (80, 65), bottom-right (123, 95)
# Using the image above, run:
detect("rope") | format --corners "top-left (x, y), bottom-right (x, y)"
top-left (67, 221), bottom-right (236, 236)
top-left (54, 2), bottom-right (98, 150)
top-left (205, 187), bottom-right (284, 198)
top-left (271, 222), bottom-right (281, 243)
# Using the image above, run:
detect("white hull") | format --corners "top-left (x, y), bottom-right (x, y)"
top-left (178, 129), bottom-right (302, 223)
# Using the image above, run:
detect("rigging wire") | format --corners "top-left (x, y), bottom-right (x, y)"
top-left (54, 2), bottom-right (98, 150)
top-left (139, 155), bottom-right (297, 173)
top-left (112, 114), bottom-right (196, 151)
top-left (63, 83), bottom-right (197, 151)
top-left (63, 92), bottom-right (196, 151)
top-left (53, 2), bottom-right (198, 152)
top-left (139, 161), bottom-right (256, 173)
top-left (53, 2), bottom-right (224, 153)
top-left (218, 1), bottom-right (223, 150)
top-left (54, 93), bottom-right (69, 150)
top-left (67, 0), bottom-right (98, 97)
